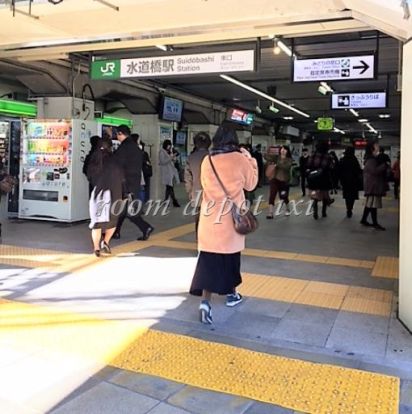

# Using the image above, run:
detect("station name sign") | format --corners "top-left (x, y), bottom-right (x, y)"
top-left (91, 50), bottom-right (255, 80)
top-left (293, 54), bottom-right (375, 82)
top-left (331, 92), bottom-right (387, 109)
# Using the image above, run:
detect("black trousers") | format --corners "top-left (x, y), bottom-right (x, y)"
top-left (115, 193), bottom-right (151, 235)
top-left (165, 185), bottom-right (179, 205)
top-left (300, 174), bottom-right (306, 195)
top-left (345, 198), bottom-right (355, 212)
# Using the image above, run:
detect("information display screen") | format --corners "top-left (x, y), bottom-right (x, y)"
top-left (160, 97), bottom-right (184, 122)
top-left (228, 108), bottom-right (254, 126)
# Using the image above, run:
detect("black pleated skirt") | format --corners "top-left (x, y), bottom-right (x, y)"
top-left (189, 251), bottom-right (242, 296)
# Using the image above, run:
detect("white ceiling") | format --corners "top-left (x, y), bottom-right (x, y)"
top-left (0, 0), bottom-right (409, 59)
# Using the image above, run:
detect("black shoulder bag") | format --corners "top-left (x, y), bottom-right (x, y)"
top-left (208, 155), bottom-right (258, 235)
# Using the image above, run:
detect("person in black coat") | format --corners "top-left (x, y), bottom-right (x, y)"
top-left (112, 125), bottom-right (154, 240)
top-left (87, 138), bottom-right (124, 256)
top-left (299, 148), bottom-right (309, 196)
top-left (338, 146), bottom-right (362, 218)
top-left (83, 135), bottom-right (100, 196)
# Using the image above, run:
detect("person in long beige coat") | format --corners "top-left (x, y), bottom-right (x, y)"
top-left (189, 123), bottom-right (258, 324)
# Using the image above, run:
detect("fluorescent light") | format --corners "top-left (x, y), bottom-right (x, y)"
top-left (349, 109), bottom-right (359, 117)
top-left (320, 82), bottom-right (334, 93)
top-left (268, 104), bottom-right (279, 113)
top-left (277, 39), bottom-right (293, 57)
top-left (283, 116), bottom-right (294, 120)
top-left (220, 74), bottom-right (310, 118)
top-left (366, 123), bottom-right (378, 134)
top-left (379, 114), bottom-right (391, 118)
top-left (156, 45), bottom-right (168, 51)
top-left (358, 118), bottom-right (369, 123)
top-left (334, 127), bottom-right (345, 134)
top-left (318, 85), bottom-right (328, 95)
top-left (273, 40), bottom-right (281, 55)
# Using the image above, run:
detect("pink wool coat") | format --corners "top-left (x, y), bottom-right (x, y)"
top-left (198, 149), bottom-right (258, 254)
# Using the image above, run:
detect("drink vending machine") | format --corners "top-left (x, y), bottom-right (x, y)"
top-left (18, 119), bottom-right (97, 222)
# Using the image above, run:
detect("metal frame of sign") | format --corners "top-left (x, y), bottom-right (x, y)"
top-left (291, 51), bottom-right (378, 83)
top-left (330, 90), bottom-right (388, 110)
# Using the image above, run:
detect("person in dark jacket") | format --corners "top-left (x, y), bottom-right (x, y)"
top-left (306, 142), bottom-right (333, 220)
top-left (184, 132), bottom-right (211, 237)
top-left (299, 148), bottom-right (309, 196)
top-left (83, 135), bottom-right (100, 196)
top-left (329, 150), bottom-right (340, 194)
top-left (252, 144), bottom-right (264, 187)
top-left (87, 138), bottom-right (124, 257)
top-left (360, 142), bottom-right (387, 230)
top-left (338, 146), bottom-right (362, 218)
top-left (112, 125), bottom-right (154, 240)
top-left (141, 142), bottom-right (152, 203)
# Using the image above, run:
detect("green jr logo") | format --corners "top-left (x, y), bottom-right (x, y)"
top-left (100, 62), bottom-right (116, 74)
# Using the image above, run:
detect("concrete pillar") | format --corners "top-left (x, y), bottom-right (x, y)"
top-left (399, 41), bottom-right (412, 329)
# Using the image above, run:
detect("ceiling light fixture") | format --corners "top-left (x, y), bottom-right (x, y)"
top-left (273, 39), bottom-right (281, 55)
top-left (366, 123), bottom-right (378, 134)
top-left (156, 45), bottom-right (168, 52)
top-left (320, 82), bottom-right (334, 93)
top-left (379, 114), bottom-right (391, 118)
top-left (317, 85), bottom-right (328, 95)
top-left (283, 116), bottom-right (294, 120)
top-left (349, 109), bottom-right (359, 117)
top-left (268, 104), bottom-right (280, 113)
top-left (333, 127), bottom-right (345, 135)
top-left (220, 74), bottom-right (310, 118)
top-left (358, 118), bottom-right (369, 123)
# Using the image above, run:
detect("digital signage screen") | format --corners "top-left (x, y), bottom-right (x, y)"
top-left (159, 96), bottom-right (184, 122)
top-left (227, 108), bottom-right (254, 126)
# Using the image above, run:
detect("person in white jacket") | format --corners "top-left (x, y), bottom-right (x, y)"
top-left (159, 139), bottom-right (180, 207)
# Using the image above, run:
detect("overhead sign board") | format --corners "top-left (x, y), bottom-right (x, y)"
top-left (91, 50), bottom-right (255, 80)
top-left (331, 92), bottom-right (387, 109)
top-left (317, 117), bottom-right (334, 131)
top-left (293, 54), bottom-right (375, 82)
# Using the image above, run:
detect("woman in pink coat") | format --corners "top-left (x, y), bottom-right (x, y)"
top-left (189, 123), bottom-right (258, 324)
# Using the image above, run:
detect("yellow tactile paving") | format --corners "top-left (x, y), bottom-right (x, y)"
top-left (112, 329), bottom-right (399, 414)
top-left (0, 299), bottom-right (400, 414)
top-left (341, 298), bottom-right (393, 317)
top-left (372, 256), bottom-right (399, 279)
top-left (239, 273), bottom-right (393, 317)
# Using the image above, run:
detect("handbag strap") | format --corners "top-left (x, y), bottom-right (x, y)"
top-left (208, 155), bottom-right (232, 200)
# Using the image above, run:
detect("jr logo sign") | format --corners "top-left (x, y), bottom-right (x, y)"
top-left (90, 60), bottom-right (120, 80)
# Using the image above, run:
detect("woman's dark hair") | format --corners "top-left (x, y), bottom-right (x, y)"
top-left (90, 135), bottom-right (100, 149)
top-left (212, 122), bottom-right (239, 149)
top-left (162, 139), bottom-right (172, 150)
top-left (344, 146), bottom-right (355, 157)
top-left (280, 145), bottom-right (292, 158)
top-left (315, 142), bottom-right (329, 154)
top-left (364, 141), bottom-right (377, 160)
top-left (130, 133), bottom-right (140, 144)
top-left (87, 137), bottom-right (113, 191)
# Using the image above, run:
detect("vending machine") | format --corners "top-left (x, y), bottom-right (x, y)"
top-left (18, 119), bottom-right (97, 222)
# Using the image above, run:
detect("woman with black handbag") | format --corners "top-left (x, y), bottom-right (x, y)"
top-left (189, 123), bottom-right (258, 324)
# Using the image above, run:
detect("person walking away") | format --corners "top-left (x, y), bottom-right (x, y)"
top-left (87, 138), bottom-right (124, 257)
top-left (189, 123), bottom-right (258, 324)
top-left (306, 142), bottom-right (333, 220)
top-left (329, 151), bottom-right (340, 194)
top-left (266, 145), bottom-right (293, 219)
top-left (159, 139), bottom-right (180, 207)
top-left (184, 132), bottom-right (211, 237)
top-left (83, 135), bottom-right (100, 196)
top-left (299, 148), bottom-right (309, 196)
top-left (112, 125), bottom-right (154, 240)
top-left (392, 152), bottom-right (400, 200)
top-left (141, 142), bottom-right (152, 203)
top-left (338, 146), bottom-right (362, 218)
top-left (252, 144), bottom-right (264, 187)
top-left (360, 142), bottom-right (388, 230)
